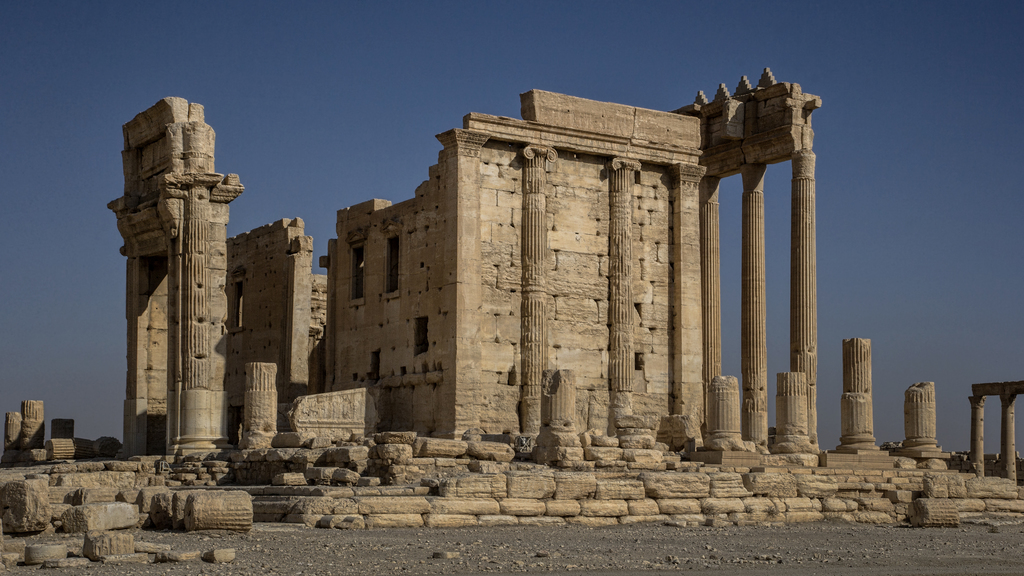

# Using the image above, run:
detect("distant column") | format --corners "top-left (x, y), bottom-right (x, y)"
top-left (520, 144), bottom-right (557, 436)
top-left (1000, 394), bottom-right (1016, 482)
top-left (790, 150), bottom-right (818, 447)
top-left (772, 372), bottom-right (813, 454)
top-left (699, 175), bottom-right (722, 433)
top-left (836, 338), bottom-right (878, 452)
top-left (903, 382), bottom-right (938, 451)
top-left (4, 412), bottom-right (22, 453)
top-left (20, 400), bottom-right (44, 451)
top-left (608, 157), bottom-right (642, 423)
top-left (241, 362), bottom-right (278, 450)
top-left (705, 375), bottom-right (746, 451)
top-left (740, 163), bottom-right (768, 449)
top-left (969, 395), bottom-right (986, 476)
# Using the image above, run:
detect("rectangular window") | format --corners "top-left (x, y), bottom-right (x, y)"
top-left (369, 350), bottom-right (380, 380)
top-left (351, 245), bottom-right (364, 300)
top-left (414, 316), bottom-right (429, 355)
top-left (386, 236), bottom-right (400, 293)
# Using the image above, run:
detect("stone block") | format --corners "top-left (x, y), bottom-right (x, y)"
top-left (795, 475), bottom-right (838, 498)
top-left (627, 499), bottom-right (660, 516)
top-left (288, 389), bottom-right (372, 441)
top-left (318, 515), bottom-right (365, 530)
top-left (364, 514), bottom-right (423, 528)
top-left (428, 497), bottom-right (499, 515)
top-left (100, 553), bottom-right (150, 564)
top-left (155, 550), bottom-right (202, 562)
top-left (709, 473), bottom-right (752, 498)
top-left (71, 487), bottom-right (119, 505)
top-left (414, 438), bottom-right (468, 458)
top-left (332, 469), bottom-right (361, 485)
top-left (639, 472), bottom-right (710, 498)
top-left (580, 499), bottom-right (627, 517)
top-left (567, 516), bottom-right (620, 526)
top-left (478, 514), bottom-right (518, 526)
top-left (740, 497), bottom-right (782, 521)
top-left (923, 474), bottom-right (967, 498)
top-left (202, 549), bottom-right (236, 563)
top-left (467, 441), bottom-right (514, 462)
top-left (438, 474), bottom-right (506, 498)
top-left (375, 443), bottom-right (413, 464)
top-left (84, 531), bottom-right (135, 561)
top-left (183, 491), bottom-right (253, 532)
top-left (61, 503), bottom-right (138, 533)
top-left (856, 498), bottom-right (894, 513)
top-left (498, 498), bottom-right (545, 516)
top-left (272, 433), bottom-right (311, 448)
top-left (584, 446), bottom-right (623, 461)
top-left (273, 473), bottom-right (307, 486)
top-left (356, 496), bottom-right (430, 515)
top-left (518, 516), bottom-right (565, 526)
top-left (786, 510), bottom-right (825, 523)
top-left (42, 558), bottom-right (91, 569)
top-left (1, 478), bottom-right (51, 532)
top-left (376, 431), bottom-right (416, 444)
top-left (966, 477), bottom-right (1018, 499)
top-left (304, 467), bottom-right (337, 484)
top-left (953, 498), bottom-right (985, 512)
top-left (742, 473), bottom-right (798, 498)
top-left (595, 478), bottom-right (644, 500)
top-left (23, 544), bottom-right (67, 565)
top-left (545, 500), bottom-right (581, 517)
top-left (324, 445), bottom-right (369, 464)
top-left (984, 499), bottom-right (1024, 513)
top-left (656, 499), bottom-right (701, 515)
top-left (700, 498), bottom-right (744, 515)
top-left (553, 472), bottom-right (596, 499)
top-left (505, 473), bottom-right (555, 499)
top-left (424, 514), bottom-right (478, 528)
top-left (854, 511), bottom-right (895, 524)
top-left (622, 449), bottom-right (662, 463)
top-left (148, 492), bottom-right (173, 529)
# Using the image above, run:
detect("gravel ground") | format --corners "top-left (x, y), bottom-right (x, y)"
top-left (5, 517), bottom-right (1024, 575)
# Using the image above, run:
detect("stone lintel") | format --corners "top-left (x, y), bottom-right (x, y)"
top-left (463, 113), bottom-right (700, 167)
top-left (972, 381), bottom-right (1024, 397)
top-left (700, 125), bottom-right (812, 178)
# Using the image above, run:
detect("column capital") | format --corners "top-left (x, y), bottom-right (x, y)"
top-left (522, 145), bottom-right (557, 163)
top-left (436, 129), bottom-right (489, 157)
top-left (971, 395), bottom-right (987, 408)
top-left (792, 149), bottom-right (816, 178)
top-left (1001, 393), bottom-right (1017, 406)
top-left (608, 157), bottom-right (641, 172)
top-left (740, 162), bottom-right (767, 192)
top-left (669, 163), bottom-right (706, 185)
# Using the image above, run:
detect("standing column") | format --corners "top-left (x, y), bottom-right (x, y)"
top-left (903, 382), bottom-right (938, 451)
top-left (520, 145), bottom-right (557, 436)
top-left (241, 362), bottom-right (278, 449)
top-left (970, 395), bottom-right (986, 476)
top-left (699, 175), bottom-right (722, 433)
top-left (740, 163), bottom-right (768, 449)
top-left (4, 412), bottom-right (22, 454)
top-left (20, 400), bottom-right (44, 451)
top-left (836, 338), bottom-right (878, 452)
top-left (773, 372), bottom-right (814, 454)
top-left (1001, 394), bottom-right (1016, 482)
top-left (608, 157), bottom-right (642, 425)
top-left (790, 150), bottom-right (818, 447)
top-left (669, 164), bottom-right (706, 420)
top-left (705, 375), bottom-right (746, 451)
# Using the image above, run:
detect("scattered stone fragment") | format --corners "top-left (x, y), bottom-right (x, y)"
top-left (433, 551), bottom-right (460, 559)
top-left (84, 530), bottom-right (135, 560)
top-left (155, 550), bottom-right (202, 563)
top-left (100, 553), bottom-right (150, 564)
top-left (202, 548), bottom-right (236, 563)
top-left (183, 490), bottom-right (253, 532)
top-left (60, 502), bottom-right (138, 533)
top-left (23, 544), bottom-right (67, 565)
top-left (41, 557), bottom-right (90, 569)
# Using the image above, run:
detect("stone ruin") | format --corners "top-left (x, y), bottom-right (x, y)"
top-left (1, 70), bottom-right (1022, 548)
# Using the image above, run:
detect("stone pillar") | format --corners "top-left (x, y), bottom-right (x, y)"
top-left (20, 400), bottom-right (44, 451)
top-left (668, 164), bottom-right (705, 422)
top-left (836, 338), bottom-right (878, 452)
top-left (241, 362), bottom-right (278, 449)
top-left (699, 175), bottom-right (722, 435)
top-left (544, 369), bottom-right (577, 428)
top-left (520, 145), bottom-right (557, 436)
top-left (790, 150), bottom-right (818, 447)
top-left (607, 157), bottom-right (641, 423)
top-left (740, 163), bottom-right (768, 449)
top-left (51, 419), bottom-right (75, 440)
top-left (4, 412), bottom-right (22, 453)
top-left (705, 375), bottom-right (747, 451)
top-left (1000, 394), bottom-right (1016, 482)
top-left (903, 382), bottom-right (938, 450)
top-left (772, 372), bottom-right (814, 454)
top-left (969, 395), bottom-right (986, 476)
top-left (534, 370), bottom-right (583, 466)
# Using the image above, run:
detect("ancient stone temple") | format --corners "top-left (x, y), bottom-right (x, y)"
top-left (110, 69), bottom-right (822, 453)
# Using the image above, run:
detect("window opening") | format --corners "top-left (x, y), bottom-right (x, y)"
top-left (351, 245), bottom-right (365, 300)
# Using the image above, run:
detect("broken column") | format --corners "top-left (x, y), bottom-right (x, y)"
top-left (607, 157), bottom-right (641, 425)
top-left (969, 395), bottom-right (986, 476)
top-left (4, 411), bottom-right (22, 453)
top-left (901, 382), bottom-right (940, 455)
top-left (534, 370), bottom-right (583, 466)
top-left (705, 376), bottom-right (748, 451)
top-left (836, 338), bottom-right (878, 452)
top-left (45, 438), bottom-right (76, 460)
top-left (240, 362), bottom-right (278, 450)
top-left (20, 400), bottom-right (44, 451)
top-left (740, 163), bottom-right (768, 450)
top-left (1000, 394), bottom-right (1016, 482)
top-left (519, 144), bottom-right (556, 436)
top-left (790, 149), bottom-right (818, 448)
top-left (772, 372), bottom-right (814, 454)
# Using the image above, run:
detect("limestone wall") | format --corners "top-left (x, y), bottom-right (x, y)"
top-left (225, 218), bottom-right (317, 440)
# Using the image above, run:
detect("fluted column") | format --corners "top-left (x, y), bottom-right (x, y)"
top-left (837, 338), bottom-right (878, 452)
top-left (772, 372), bottom-right (814, 453)
top-left (20, 400), bottom-right (44, 451)
top-left (544, 369), bottom-right (576, 428)
top-left (241, 362), bottom-right (278, 449)
top-left (608, 157), bottom-right (641, 422)
top-left (520, 145), bottom-right (557, 435)
top-left (4, 412), bottom-right (22, 453)
top-left (740, 163), bottom-right (768, 448)
top-left (1000, 394), bottom-right (1016, 482)
top-left (790, 150), bottom-right (818, 447)
top-left (970, 395), bottom-right (986, 476)
top-left (903, 382), bottom-right (937, 450)
top-left (699, 175), bottom-right (722, 434)
top-left (705, 375), bottom-right (746, 451)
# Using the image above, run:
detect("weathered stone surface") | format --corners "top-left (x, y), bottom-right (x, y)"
top-left (71, 487), bottom-right (119, 505)
top-left (595, 479), bottom-right (644, 500)
top-left (983, 499), bottom-right (1024, 513)
top-left (155, 551), bottom-right (202, 563)
top-left (505, 473), bottom-right (555, 499)
top-left (795, 475), bottom-right (838, 498)
top-left (428, 498), bottom-right (499, 516)
top-left (41, 557), bottom-right (91, 569)
top-left (966, 477), bottom-right (1018, 499)
top-left (580, 499), bottom-right (628, 517)
top-left (742, 473), bottom-right (798, 498)
top-left (414, 438), bottom-right (467, 458)
top-left (100, 552), bottom-right (150, 564)
top-left (288, 390), bottom-right (373, 441)
top-left (51, 471), bottom-right (136, 490)
top-left (499, 499), bottom-right (545, 516)
top-left (356, 496), bottom-right (430, 515)
top-left (324, 445), bottom-right (369, 463)
top-left (700, 498), bottom-right (744, 515)
top-left (84, 531), bottom-right (135, 561)
top-left (545, 500), bottom-right (581, 517)
top-left (656, 499), bottom-right (701, 515)
top-left (376, 431), bottom-right (417, 445)
top-left (627, 499), bottom-right (660, 516)
top-left (23, 544), bottom-right (66, 565)
top-left (478, 514), bottom-right (518, 526)
top-left (923, 474), bottom-right (967, 499)
top-left (61, 503), bottom-right (138, 533)
top-left (364, 514), bottom-right (423, 528)
top-left (1, 478), bottom-right (51, 532)
top-left (375, 443), bottom-right (413, 464)
top-left (553, 472), bottom-right (596, 500)
top-left (438, 475), bottom-right (506, 498)
top-left (640, 473), bottom-right (710, 499)
top-left (424, 514), bottom-right (478, 528)
top-left (202, 549), bottom-right (236, 563)
top-left (709, 473), bottom-right (753, 498)
top-left (273, 473), bottom-right (307, 486)
top-left (467, 441), bottom-right (514, 462)
top-left (318, 515), bottom-right (365, 530)
top-left (183, 491), bottom-right (253, 532)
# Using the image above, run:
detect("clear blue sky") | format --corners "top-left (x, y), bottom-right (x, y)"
top-left (1, 1), bottom-right (1021, 451)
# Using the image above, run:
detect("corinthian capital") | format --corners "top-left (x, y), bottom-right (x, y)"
top-left (791, 149), bottom-right (816, 179)
top-left (670, 163), bottom-right (706, 185)
top-left (436, 129), bottom-right (489, 157)
top-left (608, 157), bottom-right (641, 172)
top-left (522, 145), bottom-right (557, 163)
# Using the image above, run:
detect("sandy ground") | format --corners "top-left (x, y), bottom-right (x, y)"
top-left (4, 517), bottom-right (1023, 575)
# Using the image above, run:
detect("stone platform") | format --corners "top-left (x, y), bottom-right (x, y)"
top-left (820, 450), bottom-right (895, 470)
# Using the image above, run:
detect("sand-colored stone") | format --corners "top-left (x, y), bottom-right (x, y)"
top-left (23, 545), bottom-right (66, 566)
top-left (909, 498), bottom-right (959, 527)
top-left (84, 531), bottom-right (135, 561)
top-left (705, 376), bottom-right (748, 451)
top-left (183, 491), bottom-right (252, 532)
top-left (241, 362), bottom-right (278, 450)
top-left (19, 401), bottom-right (44, 451)
top-left (836, 338), bottom-right (877, 452)
top-left (498, 499), bottom-right (545, 516)
top-left (61, 503), bottom-right (138, 533)
top-left (639, 472), bottom-right (711, 499)
top-left (1, 478), bottom-right (51, 532)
